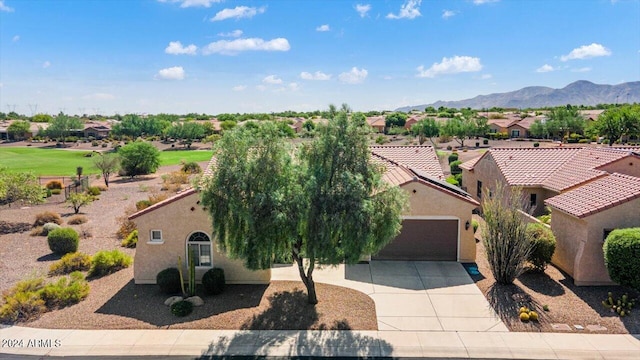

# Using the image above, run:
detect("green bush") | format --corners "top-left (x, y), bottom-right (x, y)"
top-left (604, 228), bottom-right (640, 292)
top-left (51, 189), bottom-right (62, 195)
top-left (88, 249), bottom-right (132, 277)
top-left (450, 160), bottom-right (462, 175)
top-left (49, 252), bottom-right (92, 275)
top-left (157, 267), bottom-right (182, 294)
top-left (526, 223), bottom-right (556, 271)
top-left (202, 268), bottom-right (226, 295)
top-left (181, 161), bottom-right (202, 174)
top-left (533, 142), bottom-right (540, 148)
top-left (170, 300), bottom-right (193, 317)
top-left (375, 135), bottom-right (388, 144)
top-left (448, 153), bottom-right (459, 164)
top-left (34, 211), bottom-right (63, 226)
top-left (483, 139), bottom-right (489, 145)
top-left (136, 199), bottom-right (152, 211)
top-left (0, 278), bottom-right (46, 323)
top-left (445, 175), bottom-right (459, 186)
top-left (472, 219), bottom-right (479, 234)
top-left (86, 186), bottom-right (101, 196)
top-left (47, 228), bottom-right (79, 255)
top-left (45, 180), bottom-right (63, 190)
top-left (121, 229), bottom-right (138, 248)
top-left (39, 272), bottom-right (89, 308)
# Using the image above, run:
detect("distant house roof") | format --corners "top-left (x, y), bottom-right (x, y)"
top-left (545, 173), bottom-right (640, 218)
top-left (366, 116), bottom-right (386, 127)
top-left (370, 145), bottom-right (444, 180)
top-left (511, 117), bottom-right (539, 130)
top-left (487, 119), bottom-right (517, 129)
top-left (579, 109), bottom-right (605, 121)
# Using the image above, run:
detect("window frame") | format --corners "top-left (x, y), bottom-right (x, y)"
top-left (477, 180), bottom-right (483, 199)
top-left (149, 229), bottom-right (164, 244)
top-left (186, 231), bottom-right (213, 268)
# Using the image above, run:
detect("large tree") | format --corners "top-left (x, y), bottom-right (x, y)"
top-left (167, 122), bottom-right (206, 148)
top-left (440, 116), bottom-right (476, 146)
top-left (118, 141), bottom-right (160, 178)
top-left (92, 153), bottom-right (120, 187)
top-left (202, 109), bottom-right (407, 304)
top-left (7, 120), bottom-right (31, 141)
top-left (411, 118), bottom-right (440, 146)
top-left (589, 105), bottom-right (640, 146)
top-left (47, 113), bottom-right (82, 144)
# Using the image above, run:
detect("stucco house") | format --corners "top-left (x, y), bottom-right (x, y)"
top-left (130, 145), bottom-right (480, 285)
top-left (460, 146), bottom-right (640, 285)
top-left (366, 116), bottom-right (386, 133)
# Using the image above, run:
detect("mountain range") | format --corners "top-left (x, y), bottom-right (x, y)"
top-left (396, 80), bottom-right (640, 112)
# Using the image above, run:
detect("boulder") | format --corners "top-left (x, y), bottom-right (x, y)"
top-left (164, 296), bottom-right (183, 306)
top-left (186, 296), bottom-right (204, 307)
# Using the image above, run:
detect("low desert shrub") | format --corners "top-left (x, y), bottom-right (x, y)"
top-left (181, 161), bottom-right (202, 174)
top-left (202, 268), bottom-right (226, 295)
top-left (86, 186), bottom-right (101, 196)
top-left (67, 215), bottom-right (88, 225)
top-left (34, 211), bottom-right (62, 226)
top-left (157, 267), bottom-right (182, 294)
top-left (0, 221), bottom-right (31, 235)
top-left (47, 228), bottom-right (79, 255)
top-left (526, 223), bottom-right (556, 271)
top-left (50, 189), bottom-right (62, 195)
top-left (31, 222), bottom-right (61, 236)
top-left (45, 180), bottom-right (63, 190)
top-left (0, 277), bottom-right (47, 323)
top-left (170, 300), bottom-right (193, 317)
top-left (136, 199), bottom-right (152, 211)
top-left (448, 153), bottom-right (459, 164)
top-left (88, 250), bottom-right (132, 277)
top-left (533, 142), bottom-right (540, 147)
top-left (39, 272), bottom-right (89, 308)
top-left (96, 184), bottom-right (108, 191)
top-left (116, 207), bottom-right (136, 239)
top-left (161, 171), bottom-right (189, 192)
top-left (49, 252), bottom-right (92, 275)
top-left (604, 228), bottom-right (640, 292)
top-left (121, 229), bottom-right (138, 248)
top-left (30, 226), bottom-right (44, 236)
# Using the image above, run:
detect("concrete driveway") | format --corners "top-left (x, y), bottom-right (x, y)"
top-left (271, 260), bottom-right (507, 332)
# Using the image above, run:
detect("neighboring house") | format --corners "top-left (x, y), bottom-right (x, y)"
top-left (131, 145), bottom-right (479, 285)
top-left (366, 116), bottom-right (386, 133)
top-left (0, 120), bottom-right (49, 140)
top-left (579, 109), bottom-right (605, 122)
top-left (487, 119), bottom-right (515, 134)
top-left (83, 123), bottom-right (111, 139)
top-left (460, 146), bottom-right (640, 285)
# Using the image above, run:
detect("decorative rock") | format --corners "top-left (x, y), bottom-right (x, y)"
top-left (551, 323), bottom-right (571, 331)
top-left (164, 296), bottom-right (183, 306)
top-left (186, 296), bottom-right (204, 307)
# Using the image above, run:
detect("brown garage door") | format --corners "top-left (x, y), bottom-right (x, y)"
top-left (373, 219), bottom-right (458, 261)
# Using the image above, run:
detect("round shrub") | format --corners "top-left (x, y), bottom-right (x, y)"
top-left (533, 142), bottom-right (540, 148)
top-left (47, 228), bottom-right (79, 255)
top-left (34, 211), bottom-right (63, 226)
top-left (45, 180), bottom-right (63, 190)
top-left (603, 228), bottom-right (640, 292)
top-left (448, 153), bottom-right (459, 164)
top-left (526, 223), bottom-right (556, 271)
top-left (181, 161), bottom-right (202, 174)
top-left (42, 222), bottom-right (61, 236)
top-left (86, 186), bottom-right (101, 196)
top-left (136, 200), bottom-right (152, 211)
top-left (157, 267), bottom-right (182, 294)
top-left (88, 249), bottom-right (132, 277)
top-left (202, 267), bottom-right (225, 295)
top-left (121, 229), bottom-right (138, 248)
top-left (171, 300), bottom-right (193, 317)
top-left (450, 160), bottom-right (462, 175)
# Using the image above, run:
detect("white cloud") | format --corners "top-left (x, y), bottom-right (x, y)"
top-left (316, 24), bottom-right (330, 32)
top-left (416, 56), bottom-right (482, 78)
top-left (263, 75), bottom-right (283, 85)
top-left (164, 41), bottom-right (197, 55)
top-left (82, 93), bottom-right (116, 100)
top-left (536, 64), bottom-right (555, 73)
top-left (211, 6), bottom-right (266, 22)
top-left (232, 85), bottom-right (247, 91)
top-left (42, 61), bottom-right (51, 68)
top-left (571, 67), bottom-right (592, 73)
top-left (560, 43), bottom-right (611, 61)
top-left (338, 67), bottom-right (368, 84)
top-left (288, 82), bottom-right (300, 91)
top-left (158, 0), bottom-right (221, 8)
top-left (355, 4), bottom-right (371, 17)
top-left (442, 10), bottom-right (456, 19)
top-left (12, 35), bottom-right (19, 42)
top-left (387, 0), bottom-right (421, 20)
top-left (473, 0), bottom-right (500, 4)
top-left (202, 37), bottom-right (290, 55)
top-left (300, 71), bottom-right (331, 80)
top-left (0, 1), bottom-right (14, 12)
top-left (480, 74), bottom-right (493, 79)
top-left (156, 66), bottom-right (185, 80)
top-left (218, 30), bottom-right (243, 38)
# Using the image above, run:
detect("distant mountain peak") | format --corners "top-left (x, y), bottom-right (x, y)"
top-left (396, 80), bottom-right (640, 112)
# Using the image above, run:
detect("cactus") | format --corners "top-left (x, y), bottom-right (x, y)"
top-left (188, 249), bottom-right (196, 296)
top-left (529, 311), bottom-right (539, 321)
top-left (177, 256), bottom-right (186, 296)
top-left (520, 312), bottom-right (530, 321)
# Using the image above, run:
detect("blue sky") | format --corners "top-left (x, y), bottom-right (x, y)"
top-left (1, 0), bottom-right (638, 115)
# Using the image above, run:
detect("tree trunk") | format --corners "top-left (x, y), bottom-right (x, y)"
top-left (293, 250), bottom-right (318, 305)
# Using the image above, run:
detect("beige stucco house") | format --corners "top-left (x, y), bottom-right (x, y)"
top-left (460, 146), bottom-right (640, 285)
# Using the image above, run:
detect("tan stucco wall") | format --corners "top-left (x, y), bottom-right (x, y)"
top-left (461, 154), bottom-right (505, 205)
top-left (133, 192), bottom-right (271, 285)
top-left (400, 181), bottom-right (477, 262)
top-left (598, 156), bottom-right (640, 178)
top-left (551, 199), bottom-right (640, 286)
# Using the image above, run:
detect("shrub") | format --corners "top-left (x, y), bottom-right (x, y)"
top-left (39, 272), bottom-right (89, 308)
top-left (45, 180), bottom-right (63, 190)
top-left (67, 193), bottom-right (94, 214)
top-left (171, 300), bottom-right (193, 317)
top-left (88, 250), bottom-right (132, 277)
top-left (116, 209), bottom-right (137, 240)
top-left (0, 278), bottom-right (47, 323)
top-left (472, 219), bottom-right (479, 234)
top-left (91, 140), bottom-right (99, 146)
top-left (445, 175), bottom-right (459, 186)
top-left (121, 229), bottom-right (138, 248)
top-left (67, 215), bottom-right (88, 225)
top-left (202, 268), bottom-right (226, 295)
top-left (34, 211), bottom-right (62, 226)
top-left (0, 221), bottom-right (31, 235)
top-left (533, 142), bottom-right (540, 148)
top-left (157, 267), bottom-right (182, 294)
top-left (49, 252), bottom-right (92, 275)
top-left (483, 139), bottom-right (489, 145)
top-left (86, 186), bottom-right (101, 196)
top-left (526, 223), bottom-right (556, 271)
top-left (37, 222), bottom-right (61, 236)
top-left (450, 160), bottom-right (462, 175)
top-left (101, 142), bottom-right (108, 148)
top-left (30, 226), bottom-right (44, 236)
top-left (51, 189), bottom-right (62, 195)
top-left (448, 153), bottom-right (459, 164)
top-left (96, 184), bottom-right (108, 191)
top-left (161, 171), bottom-right (189, 192)
top-left (136, 199), bottom-right (152, 211)
top-left (375, 135), bottom-right (388, 145)
top-left (603, 228), bottom-right (640, 292)
top-left (47, 228), bottom-right (79, 255)
top-left (181, 161), bottom-right (202, 174)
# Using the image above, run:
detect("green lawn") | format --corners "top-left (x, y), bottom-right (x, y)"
top-left (0, 147), bottom-right (212, 176)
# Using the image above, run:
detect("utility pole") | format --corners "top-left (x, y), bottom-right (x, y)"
top-left (28, 104), bottom-right (38, 116)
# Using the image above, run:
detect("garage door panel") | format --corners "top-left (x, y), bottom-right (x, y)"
top-left (374, 219), bottom-right (458, 261)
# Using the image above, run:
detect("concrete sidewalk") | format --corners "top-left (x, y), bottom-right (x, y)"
top-left (1, 326), bottom-right (640, 358)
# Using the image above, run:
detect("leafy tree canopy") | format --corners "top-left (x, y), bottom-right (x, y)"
top-left (118, 141), bottom-right (161, 178)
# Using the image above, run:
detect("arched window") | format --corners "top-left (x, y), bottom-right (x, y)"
top-left (186, 231), bottom-right (212, 267)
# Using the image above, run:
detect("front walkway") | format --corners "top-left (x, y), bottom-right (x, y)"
top-left (272, 260), bottom-right (507, 332)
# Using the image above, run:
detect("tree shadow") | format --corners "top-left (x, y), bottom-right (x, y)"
top-left (486, 283), bottom-right (549, 331)
top-left (518, 269), bottom-right (566, 297)
top-left (95, 280), bottom-right (266, 327)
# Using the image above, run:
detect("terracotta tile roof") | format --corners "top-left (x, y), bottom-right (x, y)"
top-left (512, 117), bottom-right (539, 130)
top-left (488, 119), bottom-right (517, 129)
top-left (128, 187), bottom-right (197, 220)
top-left (371, 153), bottom-right (415, 187)
top-left (488, 147), bottom-right (581, 186)
top-left (459, 155), bottom-right (483, 171)
top-left (545, 173), bottom-right (640, 218)
top-left (366, 116), bottom-right (386, 126)
top-left (370, 145), bottom-right (444, 180)
top-left (542, 148), bottom-right (633, 192)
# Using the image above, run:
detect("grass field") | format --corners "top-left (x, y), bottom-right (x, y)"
top-left (0, 147), bottom-right (212, 176)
